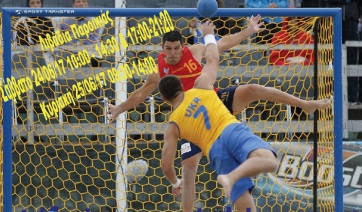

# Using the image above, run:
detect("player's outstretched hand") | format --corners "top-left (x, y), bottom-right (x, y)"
top-left (107, 104), bottom-right (122, 123)
top-left (247, 14), bottom-right (265, 33)
top-left (171, 178), bottom-right (183, 197)
top-left (201, 20), bottom-right (216, 37)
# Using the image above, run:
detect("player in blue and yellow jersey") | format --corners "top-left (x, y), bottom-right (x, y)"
top-left (107, 15), bottom-right (331, 211)
top-left (159, 21), bottom-right (279, 212)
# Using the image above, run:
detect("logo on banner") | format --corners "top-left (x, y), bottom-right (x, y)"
top-left (267, 142), bottom-right (362, 206)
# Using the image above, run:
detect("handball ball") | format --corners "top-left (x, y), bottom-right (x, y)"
top-left (197, 0), bottom-right (218, 18)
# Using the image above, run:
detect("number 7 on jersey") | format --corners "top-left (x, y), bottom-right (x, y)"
top-left (193, 105), bottom-right (211, 130)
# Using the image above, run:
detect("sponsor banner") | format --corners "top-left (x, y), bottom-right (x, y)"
top-left (253, 141), bottom-right (362, 211)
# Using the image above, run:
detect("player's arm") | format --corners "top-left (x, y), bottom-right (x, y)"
top-left (189, 15), bottom-right (264, 59)
top-left (107, 72), bottom-right (160, 123)
top-left (194, 21), bottom-right (219, 89)
top-left (216, 15), bottom-right (264, 52)
top-left (162, 122), bottom-right (181, 187)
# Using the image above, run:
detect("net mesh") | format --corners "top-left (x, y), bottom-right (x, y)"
top-left (3, 12), bottom-right (335, 212)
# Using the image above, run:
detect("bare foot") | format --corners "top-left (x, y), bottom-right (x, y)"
top-left (303, 98), bottom-right (332, 114)
top-left (217, 174), bottom-right (235, 199)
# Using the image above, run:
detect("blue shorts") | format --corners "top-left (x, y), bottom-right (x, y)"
top-left (208, 123), bottom-right (276, 203)
top-left (217, 85), bottom-right (239, 114)
top-left (180, 139), bottom-right (202, 161)
top-left (217, 86), bottom-right (238, 114)
top-left (180, 86), bottom-right (238, 161)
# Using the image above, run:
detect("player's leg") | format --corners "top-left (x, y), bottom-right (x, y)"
top-left (217, 148), bottom-right (277, 200)
top-left (214, 123), bottom-right (278, 199)
top-left (180, 140), bottom-right (203, 212)
top-left (208, 132), bottom-right (258, 211)
top-left (218, 84), bottom-right (331, 115)
top-left (232, 191), bottom-right (257, 212)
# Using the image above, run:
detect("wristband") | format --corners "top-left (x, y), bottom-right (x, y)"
top-left (204, 34), bottom-right (217, 46)
top-left (171, 178), bottom-right (181, 188)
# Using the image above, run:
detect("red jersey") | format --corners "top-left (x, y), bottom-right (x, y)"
top-left (158, 46), bottom-right (204, 91)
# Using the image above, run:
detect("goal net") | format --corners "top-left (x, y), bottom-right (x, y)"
top-left (1, 7), bottom-right (344, 212)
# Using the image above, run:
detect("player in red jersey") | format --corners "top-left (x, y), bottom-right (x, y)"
top-left (158, 43), bottom-right (219, 92)
top-left (107, 15), bottom-right (331, 212)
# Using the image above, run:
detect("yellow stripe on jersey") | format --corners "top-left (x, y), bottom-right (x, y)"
top-left (170, 88), bottom-right (239, 158)
top-left (177, 73), bottom-right (202, 79)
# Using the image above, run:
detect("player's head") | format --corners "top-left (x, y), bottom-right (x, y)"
top-left (162, 30), bottom-right (184, 65)
top-left (73, 0), bottom-right (88, 8)
top-left (158, 75), bottom-right (184, 102)
top-left (27, 0), bottom-right (42, 8)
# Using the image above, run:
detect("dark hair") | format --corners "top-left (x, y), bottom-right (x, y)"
top-left (162, 30), bottom-right (183, 45)
top-left (158, 75), bottom-right (183, 101)
top-left (27, 0), bottom-right (43, 7)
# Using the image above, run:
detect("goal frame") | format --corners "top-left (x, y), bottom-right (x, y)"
top-left (1, 7), bottom-right (343, 211)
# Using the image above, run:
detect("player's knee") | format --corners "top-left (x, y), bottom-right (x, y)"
top-left (249, 149), bottom-right (278, 172)
top-left (245, 84), bottom-right (262, 95)
top-left (268, 158), bottom-right (279, 173)
top-left (264, 154), bottom-right (278, 172)
top-left (237, 84), bottom-right (266, 101)
top-left (182, 162), bottom-right (197, 175)
top-left (245, 84), bottom-right (277, 98)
